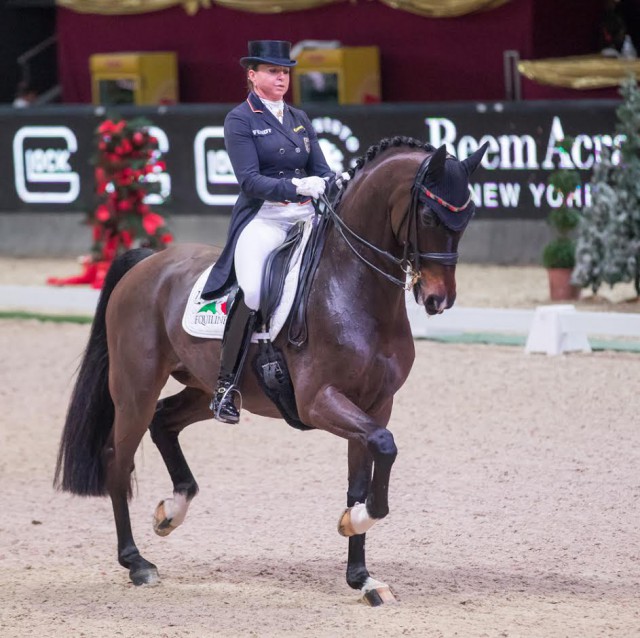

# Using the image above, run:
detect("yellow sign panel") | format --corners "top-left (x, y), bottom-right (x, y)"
top-left (293, 46), bottom-right (381, 105)
top-left (90, 52), bottom-right (178, 105)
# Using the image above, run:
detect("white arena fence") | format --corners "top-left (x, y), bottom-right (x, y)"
top-left (0, 285), bottom-right (639, 356)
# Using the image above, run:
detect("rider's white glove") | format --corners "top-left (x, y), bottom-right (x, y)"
top-left (327, 172), bottom-right (350, 190)
top-left (291, 176), bottom-right (326, 199)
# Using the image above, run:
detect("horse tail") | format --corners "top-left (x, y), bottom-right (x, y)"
top-left (54, 248), bottom-right (154, 496)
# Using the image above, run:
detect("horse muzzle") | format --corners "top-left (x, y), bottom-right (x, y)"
top-left (413, 282), bottom-right (456, 315)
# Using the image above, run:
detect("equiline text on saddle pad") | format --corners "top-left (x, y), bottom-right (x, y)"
top-left (182, 219), bottom-right (313, 340)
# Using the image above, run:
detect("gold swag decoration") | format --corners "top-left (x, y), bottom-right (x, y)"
top-left (518, 55), bottom-right (640, 90)
top-left (56, 0), bottom-right (211, 16)
top-left (57, 0), bottom-right (509, 15)
top-left (377, 0), bottom-right (510, 18)
top-left (56, 0), bottom-right (338, 15)
top-left (213, 0), bottom-right (340, 12)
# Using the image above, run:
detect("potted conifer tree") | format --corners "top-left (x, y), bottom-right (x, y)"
top-left (573, 76), bottom-right (640, 298)
top-left (542, 140), bottom-right (581, 301)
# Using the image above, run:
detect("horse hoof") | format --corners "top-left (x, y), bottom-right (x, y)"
top-left (338, 507), bottom-right (356, 537)
top-left (153, 500), bottom-right (176, 537)
top-left (130, 566), bottom-right (160, 587)
top-left (362, 585), bottom-right (397, 606)
top-left (153, 496), bottom-right (190, 537)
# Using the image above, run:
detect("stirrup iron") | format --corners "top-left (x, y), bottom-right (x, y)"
top-left (210, 383), bottom-right (242, 424)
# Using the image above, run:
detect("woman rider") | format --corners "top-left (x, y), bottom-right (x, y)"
top-left (201, 40), bottom-right (334, 424)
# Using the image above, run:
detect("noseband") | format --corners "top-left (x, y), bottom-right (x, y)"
top-left (322, 153), bottom-right (460, 290)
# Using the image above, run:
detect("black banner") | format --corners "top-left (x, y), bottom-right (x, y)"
top-left (0, 100), bottom-right (619, 219)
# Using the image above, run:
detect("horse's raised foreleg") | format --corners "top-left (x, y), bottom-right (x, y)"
top-left (341, 440), bottom-right (393, 604)
top-left (149, 387), bottom-right (212, 536)
top-left (337, 425), bottom-right (396, 535)
top-left (304, 386), bottom-right (398, 604)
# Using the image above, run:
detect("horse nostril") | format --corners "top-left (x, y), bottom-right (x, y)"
top-left (424, 295), bottom-right (443, 315)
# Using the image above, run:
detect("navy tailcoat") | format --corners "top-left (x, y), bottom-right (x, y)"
top-left (201, 91), bottom-right (332, 299)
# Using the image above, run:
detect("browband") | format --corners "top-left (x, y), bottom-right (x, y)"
top-left (420, 186), bottom-right (472, 213)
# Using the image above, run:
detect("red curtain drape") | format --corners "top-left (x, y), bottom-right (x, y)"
top-left (57, 0), bottom-right (603, 104)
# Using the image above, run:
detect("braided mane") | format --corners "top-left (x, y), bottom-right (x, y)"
top-left (343, 136), bottom-right (436, 188)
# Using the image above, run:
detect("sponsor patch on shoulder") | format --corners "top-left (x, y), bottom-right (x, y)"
top-left (252, 128), bottom-right (272, 136)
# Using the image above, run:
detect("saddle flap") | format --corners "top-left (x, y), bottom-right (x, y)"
top-left (260, 220), bottom-right (305, 324)
top-left (287, 211), bottom-right (331, 348)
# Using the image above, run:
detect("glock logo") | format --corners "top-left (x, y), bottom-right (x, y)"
top-left (142, 126), bottom-right (171, 206)
top-left (13, 126), bottom-right (80, 204)
top-left (194, 126), bottom-right (239, 206)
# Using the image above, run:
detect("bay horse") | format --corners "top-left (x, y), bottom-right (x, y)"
top-left (54, 137), bottom-right (486, 606)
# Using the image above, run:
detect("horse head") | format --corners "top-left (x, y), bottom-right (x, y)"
top-left (410, 142), bottom-right (488, 315)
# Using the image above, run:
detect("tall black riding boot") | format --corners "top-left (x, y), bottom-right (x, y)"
top-left (210, 295), bottom-right (257, 424)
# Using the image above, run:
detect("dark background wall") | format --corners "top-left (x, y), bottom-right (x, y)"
top-left (55, 0), bottom-right (607, 105)
top-left (3, 0), bottom-right (640, 105)
top-left (0, 0), bottom-right (57, 103)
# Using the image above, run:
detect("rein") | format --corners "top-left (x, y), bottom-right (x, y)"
top-left (320, 154), bottom-right (459, 291)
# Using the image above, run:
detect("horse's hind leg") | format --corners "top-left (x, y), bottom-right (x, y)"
top-left (149, 387), bottom-right (212, 536)
top-left (107, 419), bottom-right (160, 585)
top-left (344, 440), bottom-right (396, 606)
top-left (106, 360), bottom-right (169, 586)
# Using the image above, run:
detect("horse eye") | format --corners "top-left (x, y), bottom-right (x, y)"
top-left (421, 207), bottom-right (440, 228)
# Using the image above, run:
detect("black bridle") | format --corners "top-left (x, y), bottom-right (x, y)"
top-left (320, 155), bottom-right (460, 291)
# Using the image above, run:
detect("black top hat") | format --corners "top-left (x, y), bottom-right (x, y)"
top-left (240, 40), bottom-right (297, 68)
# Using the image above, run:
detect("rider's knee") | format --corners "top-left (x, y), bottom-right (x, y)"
top-left (241, 288), bottom-right (260, 311)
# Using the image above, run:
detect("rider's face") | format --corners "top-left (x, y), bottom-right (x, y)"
top-left (249, 65), bottom-right (290, 101)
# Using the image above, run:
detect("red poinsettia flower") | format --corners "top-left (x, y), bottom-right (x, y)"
top-left (116, 167), bottom-right (134, 186)
top-left (98, 120), bottom-right (116, 134)
top-left (120, 230), bottom-right (133, 248)
top-left (120, 139), bottom-right (133, 155)
top-left (90, 116), bottom-right (173, 271)
top-left (103, 234), bottom-right (119, 260)
top-left (117, 199), bottom-right (133, 212)
top-left (95, 205), bottom-right (111, 222)
top-left (142, 212), bottom-right (165, 235)
top-left (95, 167), bottom-right (108, 194)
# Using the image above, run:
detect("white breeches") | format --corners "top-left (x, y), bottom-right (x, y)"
top-left (234, 201), bottom-right (314, 311)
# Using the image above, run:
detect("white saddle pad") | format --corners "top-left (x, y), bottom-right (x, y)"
top-left (182, 220), bottom-right (313, 341)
